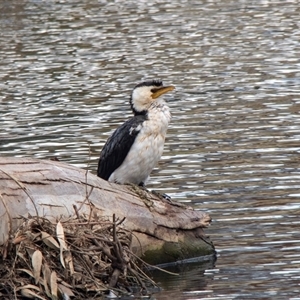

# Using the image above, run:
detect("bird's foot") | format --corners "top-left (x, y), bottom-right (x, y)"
top-left (124, 183), bottom-right (172, 201)
top-left (138, 181), bottom-right (146, 188)
top-left (124, 183), bottom-right (154, 208)
top-left (125, 182), bottom-right (149, 194)
top-left (138, 182), bottom-right (150, 192)
top-left (151, 190), bottom-right (172, 202)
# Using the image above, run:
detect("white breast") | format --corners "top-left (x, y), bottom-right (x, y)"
top-left (109, 104), bottom-right (171, 185)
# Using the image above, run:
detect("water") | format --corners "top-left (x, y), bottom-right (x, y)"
top-left (1, 1), bottom-right (300, 299)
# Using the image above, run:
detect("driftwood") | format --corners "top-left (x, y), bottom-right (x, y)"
top-left (0, 157), bottom-right (214, 264)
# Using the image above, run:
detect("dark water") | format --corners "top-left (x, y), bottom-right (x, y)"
top-left (1, 1), bottom-right (300, 299)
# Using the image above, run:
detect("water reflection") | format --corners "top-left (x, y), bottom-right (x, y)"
top-left (150, 259), bottom-right (216, 300)
top-left (1, 0), bottom-right (300, 299)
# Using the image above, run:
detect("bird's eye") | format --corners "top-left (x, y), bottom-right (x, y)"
top-left (151, 88), bottom-right (159, 93)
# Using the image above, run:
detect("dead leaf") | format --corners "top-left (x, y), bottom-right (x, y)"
top-left (17, 251), bottom-right (28, 264)
top-left (12, 235), bottom-right (27, 244)
top-left (56, 221), bottom-right (67, 268)
top-left (58, 283), bottom-right (75, 297)
top-left (59, 280), bottom-right (73, 288)
top-left (20, 288), bottom-right (36, 299)
top-left (64, 250), bottom-right (74, 275)
top-left (32, 250), bottom-right (43, 284)
top-left (42, 263), bottom-right (52, 298)
top-left (20, 288), bottom-right (46, 300)
top-left (16, 284), bottom-right (40, 292)
top-left (50, 271), bottom-right (58, 300)
top-left (17, 268), bottom-right (34, 278)
top-left (41, 231), bottom-right (59, 250)
top-left (56, 221), bottom-right (67, 250)
top-left (42, 263), bottom-right (52, 285)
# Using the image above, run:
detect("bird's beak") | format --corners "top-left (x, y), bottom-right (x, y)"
top-left (151, 85), bottom-right (175, 99)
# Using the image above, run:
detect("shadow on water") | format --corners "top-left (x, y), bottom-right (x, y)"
top-left (1, 0), bottom-right (300, 299)
top-left (148, 258), bottom-right (216, 300)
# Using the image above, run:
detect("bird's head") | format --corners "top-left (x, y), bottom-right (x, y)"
top-left (130, 80), bottom-right (175, 115)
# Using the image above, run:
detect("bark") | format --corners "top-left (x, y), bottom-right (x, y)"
top-left (0, 157), bottom-right (214, 263)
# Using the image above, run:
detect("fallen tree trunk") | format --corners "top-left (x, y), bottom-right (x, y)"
top-left (0, 157), bottom-right (214, 264)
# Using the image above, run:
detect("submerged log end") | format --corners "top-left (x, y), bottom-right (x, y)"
top-left (132, 227), bottom-right (215, 265)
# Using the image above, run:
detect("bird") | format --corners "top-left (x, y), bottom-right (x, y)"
top-left (97, 79), bottom-right (175, 187)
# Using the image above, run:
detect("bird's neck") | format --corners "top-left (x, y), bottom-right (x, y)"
top-left (147, 101), bottom-right (171, 128)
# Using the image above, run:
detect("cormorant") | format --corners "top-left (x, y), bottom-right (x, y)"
top-left (97, 80), bottom-right (175, 186)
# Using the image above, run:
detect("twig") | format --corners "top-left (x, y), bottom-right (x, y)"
top-left (0, 192), bottom-right (13, 244)
top-left (112, 214), bottom-right (123, 263)
top-left (125, 249), bottom-right (179, 276)
top-left (129, 260), bottom-right (157, 286)
top-left (72, 205), bottom-right (80, 219)
top-left (128, 266), bottom-right (147, 291)
top-left (109, 269), bottom-right (122, 288)
top-left (116, 217), bottom-right (126, 227)
top-left (92, 238), bottom-right (115, 261)
top-left (65, 221), bottom-right (112, 226)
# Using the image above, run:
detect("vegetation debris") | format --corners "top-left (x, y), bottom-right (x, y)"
top-left (0, 210), bottom-right (160, 299)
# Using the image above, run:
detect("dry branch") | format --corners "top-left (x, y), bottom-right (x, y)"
top-left (0, 212), bottom-right (158, 299)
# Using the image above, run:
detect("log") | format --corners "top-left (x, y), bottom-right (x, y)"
top-left (0, 157), bottom-right (214, 264)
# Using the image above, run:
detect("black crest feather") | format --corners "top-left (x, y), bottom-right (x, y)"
top-left (134, 80), bottom-right (163, 89)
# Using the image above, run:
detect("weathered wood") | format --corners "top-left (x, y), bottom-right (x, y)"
top-left (0, 157), bottom-right (214, 263)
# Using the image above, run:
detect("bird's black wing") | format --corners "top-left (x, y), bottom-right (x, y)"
top-left (97, 115), bottom-right (147, 180)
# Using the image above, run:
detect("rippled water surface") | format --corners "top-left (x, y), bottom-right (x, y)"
top-left (1, 0), bottom-right (300, 299)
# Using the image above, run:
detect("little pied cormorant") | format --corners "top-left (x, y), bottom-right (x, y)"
top-left (97, 80), bottom-right (175, 186)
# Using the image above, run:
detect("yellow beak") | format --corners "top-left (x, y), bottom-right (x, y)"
top-left (151, 85), bottom-right (175, 99)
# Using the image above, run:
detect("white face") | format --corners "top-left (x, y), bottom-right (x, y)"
top-left (131, 85), bottom-right (159, 113)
